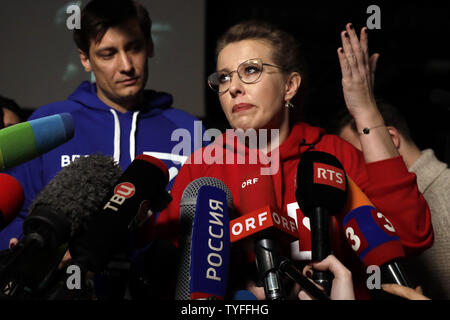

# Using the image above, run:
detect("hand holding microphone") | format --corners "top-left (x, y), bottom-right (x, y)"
top-left (298, 254), bottom-right (355, 300)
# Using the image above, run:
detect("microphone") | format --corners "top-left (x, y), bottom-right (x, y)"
top-left (342, 176), bottom-right (412, 289)
top-left (174, 177), bottom-right (233, 300)
top-left (0, 113), bottom-right (74, 171)
top-left (235, 173), bottom-right (297, 300)
top-left (0, 154), bottom-right (122, 298)
top-left (295, 151), bottom-right (348, 294)
top-left (0, 174), bottom-right (24, 231)
top-left (233, 290), bottom-right (258, 300)
top-left (69, 154), bottom-right (172, 274)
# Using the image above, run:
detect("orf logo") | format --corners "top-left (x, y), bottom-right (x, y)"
top-left (114, 182), bottom-right (136, 199)
top-left (313, 162), bottom-right (345, 191)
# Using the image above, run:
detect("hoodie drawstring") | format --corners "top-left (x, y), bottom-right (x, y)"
top-left (110, 109), bottom-right (121, 164)
top-left (130, 111), bottom-right (140, 162)
top-left (110, 109), bottom-right (140, 164)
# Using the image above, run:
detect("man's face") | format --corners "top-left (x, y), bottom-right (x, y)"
top-left (79, 19), bottom-right (153, 110)
top-left (2, 107), bottom-right (21, 128)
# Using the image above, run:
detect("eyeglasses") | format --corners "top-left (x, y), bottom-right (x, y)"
top-left (208, 58), bottom-right (285, 94)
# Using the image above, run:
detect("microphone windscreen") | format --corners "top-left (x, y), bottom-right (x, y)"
top-left (296, 151), bottom-right (347, 216)
top-left (342, 177), bottom-right (405, 266)
top-left (26, 154), bottom-right (122, 239)
top-left (175, 177), bottom-right (233, 300)
top-left (0, 173), bottom-right (24, 230)
top-left (0, 113), bottom-right (74, 171)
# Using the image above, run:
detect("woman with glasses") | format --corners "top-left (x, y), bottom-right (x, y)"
top-left (149, 20), bottom-right (432, 299)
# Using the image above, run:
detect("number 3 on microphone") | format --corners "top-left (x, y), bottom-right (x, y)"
top-left (376, 212), bottom-right (396, 233)
top-left (345, 227), bottom-right (361, 251)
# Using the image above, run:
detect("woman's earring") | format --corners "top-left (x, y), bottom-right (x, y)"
top-left (285, 101), bottom-right (294, 109)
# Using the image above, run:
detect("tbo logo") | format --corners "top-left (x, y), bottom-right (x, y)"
top-left (114, 182), bottom-right (136, 199)
top-left (313, 162), bottom-right (345, 191)
top-left (103, 182), bottom-right (136, 212)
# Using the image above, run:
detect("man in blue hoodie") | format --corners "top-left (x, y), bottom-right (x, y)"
top-left (0, 0), bottom-right (204, 250)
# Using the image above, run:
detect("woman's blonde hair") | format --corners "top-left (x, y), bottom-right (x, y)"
top-left (215, 20), bottom-right (308, 124)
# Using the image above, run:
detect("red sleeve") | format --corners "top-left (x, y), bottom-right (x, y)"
top-left (362, 156), bottom-right (434, 255)
top-left (321, 135), bottom-right (433, 256)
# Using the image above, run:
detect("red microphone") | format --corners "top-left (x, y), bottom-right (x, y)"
top-left (233, 171), bottom-right (297, 300)
top-left (230, 207), bottom-right (298, 243)
top-left (0, 173), bottom-right (24, 230)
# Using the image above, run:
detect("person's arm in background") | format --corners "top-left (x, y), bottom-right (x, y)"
top-left (338, 23), bottom-right (398, 163)
top-left (336, 23), bottom-right (433, 255)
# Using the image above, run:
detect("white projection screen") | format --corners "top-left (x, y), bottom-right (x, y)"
top-left (0, 0), bottom-right (206, 117)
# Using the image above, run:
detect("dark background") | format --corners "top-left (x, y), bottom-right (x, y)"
top-left (203, 0), bottom-right (450, 165)
top-left (11, 1), bottom-right (450, 165)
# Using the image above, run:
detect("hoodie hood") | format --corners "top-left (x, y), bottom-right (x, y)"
top-left (278, 122), bottom-right (326, 160)
top-left (217, 122), bottom-right (326, 162)
top-left (66, 81), bottom-right (176, 165)
top-left (68, 81), bottom-right (173, 116)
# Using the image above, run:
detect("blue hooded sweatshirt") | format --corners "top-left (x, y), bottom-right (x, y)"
top-left (0, 81), bottom-right (205, 249)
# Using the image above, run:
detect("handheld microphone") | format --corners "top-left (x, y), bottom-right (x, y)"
top-left (295, 151), bottom-right (348, 294)
top-left (69, 154), bottom-right (171, 274)
top-left (174, 177), bottom-right (233, 300)
top-left (233, 290), bottom-right (258, 300)
top-left (0, 113), bottom-right (74, 171)
top-left (0, 154), bottom-right (122, 298)
top-left (342, 176), bottom-right (411, 289)
top-left (0, 173), bottom-right (24, 231)
top-left (236, 173), bottom-right (297, 300)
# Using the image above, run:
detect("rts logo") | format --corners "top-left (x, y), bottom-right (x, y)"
top-left (103, 182), bottom-right (136, 212)
top-left (313, 163), bottom-right (345, 191)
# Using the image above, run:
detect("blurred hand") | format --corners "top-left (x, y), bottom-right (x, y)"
top-left (337, 23), bottom-right (380, 119)
top-left (381, 284), bottom-right (431, 300)
top-left (8, 238), bottom-right (18, 248)
top-left (10, 237), bottom-right (71, 270)
top-left (298, 255), bottom-right (355, 300)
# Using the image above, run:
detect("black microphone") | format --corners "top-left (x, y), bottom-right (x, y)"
top-left (0, 154), bottom-right (122, 298)
top-left (69, 154), bottom-right (172, 275)
top-left (295, 151), bottom-right (348, 294)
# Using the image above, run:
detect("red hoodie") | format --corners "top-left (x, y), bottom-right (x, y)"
top-left (150, 122), bottom-right (433, 299)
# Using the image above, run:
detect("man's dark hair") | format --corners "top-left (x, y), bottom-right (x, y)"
top-left (73, 0), bottom-right (152, 55)
top-left (0, 95), bottom-right (24, 128)
top-left (335, 100), bottom-right (414, 142)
